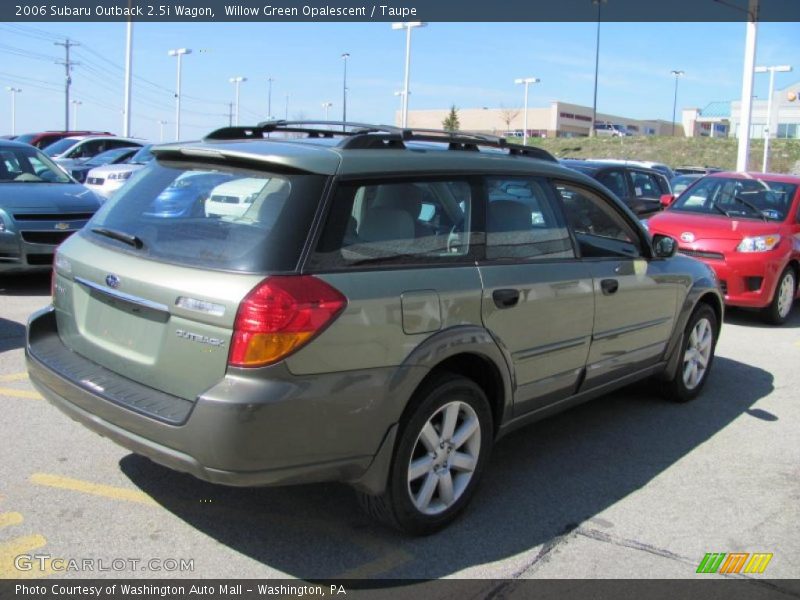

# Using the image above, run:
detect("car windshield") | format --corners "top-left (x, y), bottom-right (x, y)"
top-left (129, 145), bottom-right (154, 164)
top-left (85, 148), bottom-right (133, 166)
top-left (670, 175), bottom-right (701, 195)
top-left (42, 137), bottom-right (79, 156)
top-left (671, 176), bottom-right (797, 221)
top-left (0, 145), bottom-right (73, 184)
top-left (84, 159), bottom-right (325, 272)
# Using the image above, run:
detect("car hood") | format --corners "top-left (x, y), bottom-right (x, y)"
top-left (648, 210), bottom-right (784, 241)
top-left (87, 163), bottom-right (146, 177)
top-left (0, 183), bottom-right (100, 212)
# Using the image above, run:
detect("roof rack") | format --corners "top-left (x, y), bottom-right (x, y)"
top-left (203, 120), bottom-right (557, 163)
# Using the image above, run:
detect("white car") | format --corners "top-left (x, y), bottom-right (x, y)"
top-left (43, 135), bottom-right (145, 171)
top-left (84, 145), bottom-right (154, 199)
top-left (204, 177), bottom-right (271, 218)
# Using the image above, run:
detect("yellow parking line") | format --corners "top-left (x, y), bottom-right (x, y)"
top-left (30, 473), bottom-right (158, 507)
top-left (0, 534), bottom-right (51, 579)
top-left (0, 372), bottom-right (28, 382)
top-left (0, 512), bottom-right (23, 529)
top-left (0, 387), bottom-right (42, 400)
top-left (334, 548), bottom-right (412, 579)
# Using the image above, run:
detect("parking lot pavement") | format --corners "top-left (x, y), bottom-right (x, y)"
top-left (1, 273), bottom-right (798, 583)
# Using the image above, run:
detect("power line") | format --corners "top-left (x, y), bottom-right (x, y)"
top-left (54, 38), bottom-right (80, 130)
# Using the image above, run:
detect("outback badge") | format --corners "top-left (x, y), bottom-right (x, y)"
top-left (105, 274), bottom-right (121, 289)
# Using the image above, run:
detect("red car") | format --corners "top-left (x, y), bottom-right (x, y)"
top-left (648, 172), bottom-right (800, 325)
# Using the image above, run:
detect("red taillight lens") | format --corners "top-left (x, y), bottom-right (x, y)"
top-left (228, 275), bottom-right (347, 368)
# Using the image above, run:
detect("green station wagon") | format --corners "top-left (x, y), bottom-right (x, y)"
top-left (26, 122), bottom-right (723, 534)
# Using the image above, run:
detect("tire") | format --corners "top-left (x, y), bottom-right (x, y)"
top-left (661, 304), bottom-right (718, 403)
top-left (762, 267), bottom-right (796, 326)
top-left (357, 374), bottom-right (493, 535)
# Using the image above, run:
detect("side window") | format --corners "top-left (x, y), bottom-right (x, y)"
top-left (485, 176), bottom-right (574, 260)
top-left (630, 171), bottom-right (660, 198)
top-left (310, 179), bottom-right (473, 270)
top-left (554, 182), bottom-right (641, 259)
top-left (596, 169), bottom-right (627, 199)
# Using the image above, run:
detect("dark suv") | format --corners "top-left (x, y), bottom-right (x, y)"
top-left (26, 122), bottom-right (723, 534)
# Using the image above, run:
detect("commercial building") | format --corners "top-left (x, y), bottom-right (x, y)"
top-left (682, 80), bottom-right (800, 139)
top-left (403, 101), bottom-right (680, 137)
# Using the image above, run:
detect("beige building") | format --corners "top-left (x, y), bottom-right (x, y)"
top-left (402, 101), bottom-right (680, 137)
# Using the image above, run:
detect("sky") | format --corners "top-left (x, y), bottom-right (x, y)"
top-left (0, 20), bottom-right (798, 141)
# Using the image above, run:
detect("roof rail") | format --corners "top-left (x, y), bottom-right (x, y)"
top-left (203, 121), bottom-right (557, 163)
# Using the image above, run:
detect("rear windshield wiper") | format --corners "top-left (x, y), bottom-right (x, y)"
top-left (91, 227), bottom-right (145, 249)
top-left (732, 195), bottom-right (768, 221)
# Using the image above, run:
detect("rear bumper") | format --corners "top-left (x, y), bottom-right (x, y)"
top-left (26, 307), bottom-right (417, 489)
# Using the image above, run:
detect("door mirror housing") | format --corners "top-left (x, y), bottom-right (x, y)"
top-left (660, 194), bottom-right (675, 208)
top-left (652, 234), bottom-right (678, 259)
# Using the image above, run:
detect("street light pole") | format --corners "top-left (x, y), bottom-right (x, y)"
top-left (229, 76), bottom-right (246, 126)
top-left (71, 100), bottom-right (82, 130)
top-left (6, 87), bottom-right (21, 136)
top-left (123, 20), bottom-right (133, 137)
top-left (755, 64), bottom-right (792, 172)
top-left (285, 94), bottom-right (289, 120)
top-left (393, 90), bottom-right (405, 125)
top-left (590, 0), bottom-right (606, 137)
top-left (514, 77), bottom-right (540, 146)
top-left (670, 70), bottom-right (684, 136)
top-left (736, 0), bottom-right (759, 172)
top-left (322, 102), bottom-right (332, 120)
top-left (341, 53), bottom-right (350, 130)
top-left (158, 120), bottom-right (167, 142)
top-left (267, 77), bottom-right (274, 120)
top-left (168, 48), bottom-right (192, 141)
top-left (391, 22), bottom-right (426, 128)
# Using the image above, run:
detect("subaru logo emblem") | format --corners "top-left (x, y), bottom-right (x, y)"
top-left (105, 274), bottom-right (120, 289)
top-left (680, 232), bottom-right (695, 243)
top-left (54, 222), bottom-right (70, 230)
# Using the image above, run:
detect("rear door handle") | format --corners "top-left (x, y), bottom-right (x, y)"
top-left (600, 279), bottom-right (619, 295)
top-left (492, 288), bottom-right (520, 309)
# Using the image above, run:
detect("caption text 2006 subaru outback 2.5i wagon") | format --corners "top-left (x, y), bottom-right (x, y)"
top-left (26, 122), bottom-right (723, 534)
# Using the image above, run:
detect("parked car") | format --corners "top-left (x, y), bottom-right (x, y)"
top-left (593, 122), bottom-right (631, 137)
top-left (27, 123), bottom-right (722, 535)
top-left (650, 172), bottom-right (800, 324)
top-left (204, 177), bottom-right (272, 218)
top-left (70, 147), bottom-right (138, 183)
top-left (14, 131), bottom-right (114, 150)
top-left (587, 158), bottom-right (675, 181)
top-left (0, 140), bottom-right (100, 273)
top-left (43, 136), bottom-right (144, 170)
top-left (674, 166), bottom-right (724, 176)
top-left (84, 145), bottom-right (155, 199)
top-left (144, 171), bottom-right (233, 218)
top-left (670, 173), bottom-right (703, 196)
top-left (561, 159), bottom-right (671, 217)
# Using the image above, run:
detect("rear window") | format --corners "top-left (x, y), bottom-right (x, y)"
top-left (82, 160), bottom-right (326, 272)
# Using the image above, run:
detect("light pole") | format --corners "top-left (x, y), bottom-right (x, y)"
top-left (341, 52), bottom-right (350, 129)
top-left (670, 70), bottom-right (684, 136)
top-left (6, 87), bottom-right (21, 136)
top-left (322, 102), bottom-right (332, 120)
top-left (158, 120), bottom-right (167, 142)
top-left (71, 100), bottom-right (82, 130)
top-left (393, 90), bottom-right (405, 125)
top-left (267, 77), bottom-right (274, 120)
top-left (168, 48), bottom-right (191, 141)
top-left (229, 76), bottom-right (246, 126)
top-left (736, 0), bottom-right (759, 172)
top-left (284, 94), bottom-right (289, 120)
top-left (755, 64), bottom-right (792, 172)
top-left (590, 0), bottom-right (607, 137)
top-left (122, 20), bottom-right (133, 137)
top-left (391, 22), bottom-right (426, 128)
top-left (514, 78), bottom-right (539, 146)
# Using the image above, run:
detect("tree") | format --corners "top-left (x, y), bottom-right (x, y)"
top-left (499, 106), bottom-right (520, 133)
top-left (442, 105), bottom-right (460, 132)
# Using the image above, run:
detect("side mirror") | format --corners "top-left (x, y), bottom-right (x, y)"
top-left (652, 234), bottom-right (678, 259)
top-left (660, 194), bottom-right (675, 208)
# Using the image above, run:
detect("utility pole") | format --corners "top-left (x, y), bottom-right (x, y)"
top-left (670, 70), bottom-right (684, 136)
top-left (590, 0), bottom-right (606, 137)
top-left (55, 38), bottom-right (80, 131)
top-left (341, 52), bottom-right (350, 131)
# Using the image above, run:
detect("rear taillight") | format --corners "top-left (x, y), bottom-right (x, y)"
top-left (228, 275), bottom-right (347, 368)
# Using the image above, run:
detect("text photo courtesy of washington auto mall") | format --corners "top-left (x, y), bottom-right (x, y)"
top-left (0, 1), bottom-right (799, 599)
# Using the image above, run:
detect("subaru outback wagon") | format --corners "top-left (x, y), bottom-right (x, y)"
top-left (26, 122), bottom-right (723, 534)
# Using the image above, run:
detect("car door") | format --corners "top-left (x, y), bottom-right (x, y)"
top-left (478, 175), bottom-right (595, 416)
top-left (554, 181), bottom-right (679, 389)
